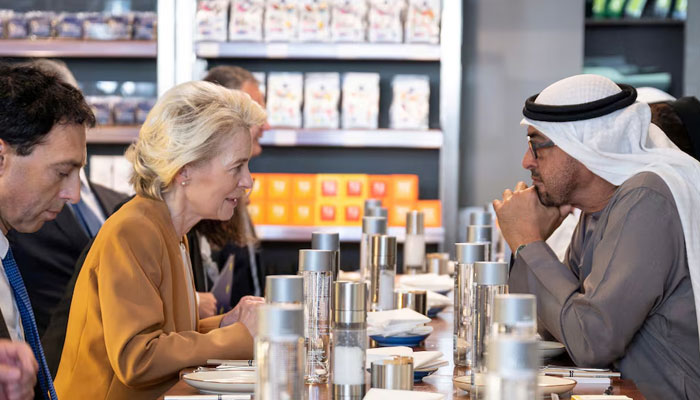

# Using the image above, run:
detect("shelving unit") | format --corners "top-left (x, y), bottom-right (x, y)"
top-left (86, 126), bottom-right (140, 144)
top-left (259, 129), bottom-right (443, 149)
top-left (0, 39), bottom-right (156, 58)
top-left (256, 225), bottom-right (444, 243)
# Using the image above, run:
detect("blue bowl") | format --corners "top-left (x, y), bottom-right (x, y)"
top-left (370, 333), bottom-right (430, 347)
top-left (427, 305), bottom-right (448, 318)
top-left (414, 369), bottom-right (438, 382)
top-left (435, 289), bottom-right (451, 296)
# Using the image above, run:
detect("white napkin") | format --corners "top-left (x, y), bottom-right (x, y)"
top-left (363, 388), bottom-right (445, 400)
top-left (426, 290), bottom-right (452, 310)
top-left (366, 346), bottom-right (413, 369)
top-left (366, 348), bottom-right (447, 371)
top-left (367, 308), bottom-right (432, 337)
top-left (338, 270), bottom-right (362, 282)
top-left (399, 273), bottom-right (453, 293)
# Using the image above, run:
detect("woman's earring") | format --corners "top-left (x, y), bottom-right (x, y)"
top-left (181, 181), bottom-right (187, 186)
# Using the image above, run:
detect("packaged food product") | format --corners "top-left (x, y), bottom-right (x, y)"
top-left (135, 98), bottom-right (157, 124)
top-left (316, 174), bottom-right (342, 198)
top-left (342, 174), bottom-right (368, 198)
top-left (54, 13), bottom-right (83, 39)
top-left (83, 13), bottom-right (132, 40)
top-left (340, 200), bottom-right (364, 226)
top-left (113, 98), bottom-right (139, 125)
top-left (291, 201), bottom-right (315, 225)
top-left (6, 12), bottom-right (28, 39)
top-left (292, 174), bottom-right (316, 200)
top-left (264, 0), bottom-right (299, 42)
top-left (266, 173), bottom-right (292, 200)
top-left (266, 200), bottom-right (291, 224)
top-left (388, 201), bottom-right (415, 227)
top-left (341, 72), bottom-right (380, 129)
top-left (266, 72), bottom-right (303, 128)
top-left (405, 0), bottom-right (440, 44)
top-left (368, 0), bottom-right (405, 43)
top-left (331, 0), bottom-right (367, 42)
top-left (196, 0), bottom-right (229, 42)
top-left (416, 200), bottom-right (441, 227)
top-left (303, 72), bottom-right (340, 129)
top-left (390, 174), bottom-right (419, 202)
top-left (229, 0), bottom-right (264, 41)
top-left (249, 173), bottom-right (266, 201)
top-left (248, 202), bottom-right (266, 224)
top-left (132, 11), bottom-right (157, 40)
top-left (252, 71), bottom-right (266, 98)
top-left (298, 0), bottom-right (330, 42)
top-left (26, 11), bottom-right (54, 39)
top-left (86, 96), bottom-right (115, 126)
top-left (315, 202), bottom-right (340, 225)
top-left (389, 74), bottom-right (430, 130)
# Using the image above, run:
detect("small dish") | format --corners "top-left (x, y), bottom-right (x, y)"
top-left (427, 305), bottom-right (448, 318)
top-left (453, 374), bottom-right (576, 395)
top-left (414, 368), bottom-right (438, 382)
top-left (370, 333), bottom-right (430, 347)
top-left (539, 341), bottom-right (567, 358)
top-left (183, 370), bottom-right (256, 394)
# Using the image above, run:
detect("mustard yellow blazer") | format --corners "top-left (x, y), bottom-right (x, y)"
top-left (55, 196), bottom-right (253, 400)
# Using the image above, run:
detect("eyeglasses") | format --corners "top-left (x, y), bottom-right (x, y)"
top-left (528, 136), bottom-right (555, 159)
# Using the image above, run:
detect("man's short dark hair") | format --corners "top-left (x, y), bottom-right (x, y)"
top-left (649, 102), bottom-right (695, 160)
top-left (202, 65), bottom-right (257, 90)
top-left (0, 64), bottom-right (95, 156)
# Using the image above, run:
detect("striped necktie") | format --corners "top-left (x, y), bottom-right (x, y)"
top-left (2, 248), bottom-right (57, 400)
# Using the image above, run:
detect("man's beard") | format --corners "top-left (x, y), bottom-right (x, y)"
top-left (532, 167), bottom-right (576, 207)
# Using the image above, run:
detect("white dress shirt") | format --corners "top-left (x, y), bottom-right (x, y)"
top-left (79, 168), bottom-right (106, 223)
top-left (0, 230), bottom-right (24, 341)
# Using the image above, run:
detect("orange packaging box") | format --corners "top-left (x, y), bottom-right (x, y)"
top-left (266, 201), bottom-right (290, 225)
top-left (315, 201), bottom-right (341, 226)
top-left (341, 174), bottom-right (368, 199)
top-left (291, 201), bottom-right (315, 226)
top-left (249, 173), bottom-right (266, 201)
top-left (391, 174), bottom-right (419, 202)
top-left (247, 202), bottom-right (265, 225)
top-left (388, 202), bottom-right (416, 227)
top-left (416, 200), bottom-right (442, 227)
top-left (368, 175), bottom-right (392, 200)
top-left (316, 174), bottom-right (342, 199)
top-left (292, 174), bottom-right (316, 200)
top-left (340, 200), bottom-right (364, 226)
top-left (266, 174), bottom-right (292, 200)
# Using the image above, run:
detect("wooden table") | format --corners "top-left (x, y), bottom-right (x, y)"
top-left (160, 310), bottom-right (645, 399)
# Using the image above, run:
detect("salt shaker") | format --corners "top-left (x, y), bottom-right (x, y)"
top-left (265, 275), bottom-right (304, 305)
top-left (366, 206), bottom-right (388, 218)
top-left (360, 216), bottom-right (387, 290)
top-left (299, 249), bottom-right (334, 383)
top-left (467, 225), bottom-right (493, 261)
top-left (484, 336), bottom-right (540, 400)
top-left (453, 242), bottom-right (487, 367)
top-left (364, 199), bottom-right (382, 215)
top-left (469, 211), bottom-right (493, 226)
top-left (403, 210), bottom-right (425, 274)
top-left (311, 231), bottom-right (340, 283)
top-left (492, 294), bottom-right (537, 338)
top-left (255, 304), bottom-right (305, 400)
top-left (332, 281), bottom-right (367, 399)
top-left (471, 261), bottom-right (509, 380)
top-left (370, 235), bottom-right (397, 311)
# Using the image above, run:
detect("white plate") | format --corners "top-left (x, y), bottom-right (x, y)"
top-left (183, 370), bottom-right (256, 394)
top-left (453, 374), bottom-right (576, 395)
top-left (539, 341), bottom-right (567, 358)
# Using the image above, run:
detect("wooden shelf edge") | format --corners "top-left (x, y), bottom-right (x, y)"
top-left (0, 39), bottom-right (156, 58)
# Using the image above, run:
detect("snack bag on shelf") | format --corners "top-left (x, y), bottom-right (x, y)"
top-left (54, 13), bottom-right (83, 39)
top-left (196, 0), bottom-right (229, 42)
top-left (132, 11), bottom-right (157, 40)
top-left (229, 0), bottom-right (264, 41)
top-left (405, 0), bottom-right (440, 44)
top-left (135, 98), bottom-right (157, 124)
top-left (25, 11), bottom-right (54, 39)
top-left (291, 201), bottom-right (315, 225)
top-left (264, 0), bottom-right (299, 42)
top-left (5, 11), bottom-right (28, 39)
top-left (331, 0), bottom-right (367, 42)
top-left (368, 0), bottom-right (405, 43)
top-left (389, 74), bottom-right (430, 130)
top-left (298, 0), bottom-right (331, 42)
top-left (303, 72), bottom-right (340, 129)
top-left (341, 72), bottom-right (380, 129)
top-left (113, 98), bottom-right (139, 125)
top-left (83, 13), bottom-right (133, 40)
top-left (267, 72), bottom-right (303, 128)
top-left (86, 96), bottom-right (116, 126)
top-left (252, 71), bottom-right (267, 98)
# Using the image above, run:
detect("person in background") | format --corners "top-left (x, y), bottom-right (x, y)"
top-left (0, 63), bottom-right (95, 400)
top-left (494, 74), bottom-right (700, 399)
top-left (6, 59), bottom-right (126, 361)
top-left (55, 81), bottom-right (266, 400)
top-left (188, 66), bottom-right (270, 316)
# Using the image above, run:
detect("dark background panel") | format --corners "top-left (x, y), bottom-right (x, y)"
top-left (1, 0), bottom-right (156, 12)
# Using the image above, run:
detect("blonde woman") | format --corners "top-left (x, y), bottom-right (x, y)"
top-left (54, 81), bottom-right (266, 400)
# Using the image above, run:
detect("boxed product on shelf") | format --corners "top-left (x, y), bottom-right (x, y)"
top-left (264, 0), bottom-right (299, 42)
top-left (367, 0), bottom-right (405, 43)
top-left (25, 11), bottom-right (54, 39)
top-left (135, 98), bottom-right (157, 124)
top-left (341, 72), bottom-right (380, 129)
top-left (340, 200), bottom-right (364, 225)
top-left (368, 174), bottom-right (391, 199)
top-left (54, 13), bottom-right (83, 39)
top-left (197, 0), bottom-right (229, 42)
top-left (86, 96), bottom-right (115, 126)
top-left (252, 72), bottom-right (266, 97)
top-left (388, 201), bottom-right (415, 226)
top-left (291, 201), bottom-right (315, 225)
top-left (113, 98), bottom-right (139, 125)
top-left (390, 74), bottom-right (430, 130)
top-left (5, 11), bottom-right (29, 39)
top-left (267, 72), bottom-right (304, 128)
top-left (292, 174), bottom-right (316, 200)
top-left (266, 173), bottom-right (292, 200)
top-left (250, 173), bottom-right (266, 200)
top-left (248, 202), bottom-right (265, 224)
top-left (405, 0), bottom-right (440, 44)
top-left (391, 174), bottom-right (419, 201)
top-left (303, 72), bottom-right (340, 129)
top-left (83, 13), bottom-right (132, 40)
top-left (132, 11), bottom-right (157, 40)
top-left (416, 199), bottom-right (441, 227)
top-left (316, 174), bottom-right (342, 198)
top-left (298, 0), bottom-right (331, 42)
top-left (342, 174), bottom-right (369, 198)
top-left (266, 200), bottom-right (291, 224)
top-left (229, 0), bottom-right (264, 41)
top-left (331, 0), bottom-right (367, 42)
top-left (315, 202), bottom-right (340, 225)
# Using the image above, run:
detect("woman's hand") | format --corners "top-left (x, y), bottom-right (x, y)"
top-left (197, 292), bottom-right (218, 319)
top-left (220, 296), bottom-right (265, 336)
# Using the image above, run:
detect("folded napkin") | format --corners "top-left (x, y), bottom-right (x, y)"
top-left (426, 290), bottom-right (452, 310)
top-left (364, 388), bottom-right (445, 400)
top-left (366, 348), bottom-right (448, 371)
top-left (399, 273), bottom-right (453, 293)
top-left (367, 308), bottom-right (432, 337)
top-left (338, 270), bottom-right (362, 282)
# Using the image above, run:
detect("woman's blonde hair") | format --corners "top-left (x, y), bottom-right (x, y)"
top-left (125, 81), bottom-right (267, 200)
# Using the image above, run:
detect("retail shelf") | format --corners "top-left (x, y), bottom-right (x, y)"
top-left (256, 225), bottom-right (444, 243)
top-left (0, 39), bottom-right (157, 58)
top-left (260, 129), bottom-right (442, 149)
top-left (585, 18), bottom-right (685, 27)
top-left (87, 125), bottom-right (139, 144)
top-left (196, 41), bottom-right (441, 61)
